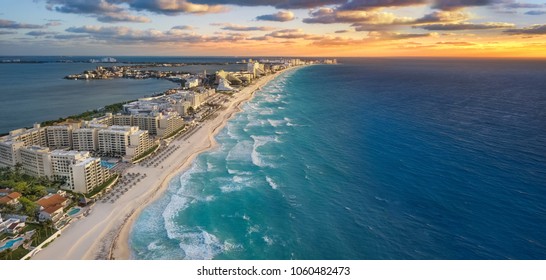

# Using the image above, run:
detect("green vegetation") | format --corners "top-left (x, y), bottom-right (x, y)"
top-left (0, 246), bottom-right (28, 260)
top-left (0, 223), bottom-right (57, 260)
top-left (40, 100), bottom-right (136, 127)
top-left (0, 166), bottom-right (62, 219)
top-left (85, 174), bottom-right (119, 198)
top-left (132, 144), bottom-right (159, 162)
top-left (187, 106), bottom-right (195, 116)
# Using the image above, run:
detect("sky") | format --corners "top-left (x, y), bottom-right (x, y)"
top-left (1, 0), bottom-right (546, 57)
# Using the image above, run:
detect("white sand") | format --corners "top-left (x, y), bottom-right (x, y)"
top-left (32, 68), bottom-right (292, 260)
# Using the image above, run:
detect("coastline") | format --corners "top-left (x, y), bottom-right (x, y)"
top-left (31, 66), bottom-right (301, 260)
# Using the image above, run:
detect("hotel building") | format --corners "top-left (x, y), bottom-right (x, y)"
top-left (0, 140), bottom-right (24, 168)
top-left (19, 146), bottom-right (53, 178)
top-left (72, 128), bottom-right (99, 152)
top-left (98, 125), bottom-right (153, 161)
top-left (46, 125), bottom-right (73, 149)
top-left (51, 150), bottom-right (111, 194)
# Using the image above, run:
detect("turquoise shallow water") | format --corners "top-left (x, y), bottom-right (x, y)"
top-left (128, 59), bottom-right (545, 259)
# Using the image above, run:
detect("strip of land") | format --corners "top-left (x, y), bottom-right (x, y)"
top-left (31, 67), bottom-right (296, 260)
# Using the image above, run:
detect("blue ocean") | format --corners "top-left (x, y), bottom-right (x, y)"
top-left (129, 58), bottom-right (546, 260)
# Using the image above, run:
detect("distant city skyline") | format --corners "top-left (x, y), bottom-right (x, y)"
top-left (1, 0), bottom-right (546, 57)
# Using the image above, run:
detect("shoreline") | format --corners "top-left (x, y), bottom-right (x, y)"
top-left (31, 66), bottom-right (301, 260)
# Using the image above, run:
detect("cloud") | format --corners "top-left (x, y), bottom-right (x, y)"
top-left (413, 11), bottom-right (470, 24)
top-left (265, 28), bottom-right (312, 39)
top-left (338, 0), bottom-right (428, 10)
top-left (214, 23), bottom-right (276, 31)
top-left (304, 8), bottom-right (415, 25)
top-left (46, 0), bottom-right (122, 14)
top-left (44, 0), bottom-right (223, 21)
top-left (504, 2), bottom-right (543, 8)
top-left (65, 24), bottom-right (251, 44)
top-left (126, 0), bottom-right (227, 15)
top-left (311, 36), bottom-right (363, 46)
top-left (504, 24), bottom-right (546, 35)
top-left (45, 0), bottom-right (153, 22)
top-left (432, 0), bottom-right (493, 10)
top-left (26, 31), bottom-right (58, 36)
top-left (171, 25), bottom-right (195, 30)
top-left (53, 34), bottom-right (90, 39)
top-left (188, 0), bottom-right (345, 9)
top-left (45, 20), bottom-right (63, 27)
top-left (417, 22), bottom-right (515, 30)
top-left (0, 19), bottom-right (44, 29)
top-left (436, 41), bottom-right (476, 46)
top-left (368, 31), bottom-right (434, 40)
top-left (96, 13), bottom-right (151, 23)
top-left (0, 30), bottom-right (17, 35)
top-left (335, 29), bottom-right (350, 33)
top-left (525, 10), bottom-right (546, 15)
top-left (256, 11), bottom-right (295, 22)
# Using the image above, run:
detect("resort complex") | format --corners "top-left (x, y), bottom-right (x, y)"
top-left (0, 57), bottom-right (330, 260)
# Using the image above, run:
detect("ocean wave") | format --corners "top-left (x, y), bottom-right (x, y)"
top-left (258, 108), bottom-right (274, 115)
top-left (250, 135), bottom-right (277, 167)
top-left (263, 235), bottom-right (274, 246)
top-left (177, 227), bottom-right (224, 260)
top-left (162, 195), bottom-right (191, 240)
top-left (266, 176), bottom-right (279, 189)
top-left (226, 140), bottom-right (253, 162)
top-left (220, 185), bottom-right (243, 193)
top-left (267, 119), bottom-right (286, 128)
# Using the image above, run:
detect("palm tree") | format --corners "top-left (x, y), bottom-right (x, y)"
top-left (5, 248), bottom-right (13, 260)
top-left (187, 106), bottom-right (195, 117)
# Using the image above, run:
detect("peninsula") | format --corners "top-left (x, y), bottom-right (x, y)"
top-left (0, 58), bottom-right (335, 259)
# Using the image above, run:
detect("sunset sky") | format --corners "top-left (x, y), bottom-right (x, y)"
top-left (1, 0), bottom-right (546, 57)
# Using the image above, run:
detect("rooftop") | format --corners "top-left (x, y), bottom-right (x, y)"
top-left (36, 193), bottom-right (67, 209)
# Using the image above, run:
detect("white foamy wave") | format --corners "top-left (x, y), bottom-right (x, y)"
top-left (220, 184), bottom-right (243, 193)
top-left (226, 140), bottom-right (253, 162)
top-left (227, 168), bottom-right (252, 175)
top-left (259, 108), bottom-right (274, 115)
top-left (251, 135), bottom-right (277, 167)
top-left (202, 195), bottom-right (216, 202)
top-left (263, 235), bottom-right (274, 246)
top-left (178, 228), bottom-right (224, 260)
top-left (147, 240), bottom-right (164, 251)
top-left (162, 195), bottom-right (191, 240)
top-left (206, 162), bottom-right (215, 171)
top-left (266, 176), bottom-right (279, 189)
top-left (267, 119), bottom-right (285, 128)
top-left (247, 225), bottom-right (260, 234)
top-left (233, 175), bottom-right (246, 183)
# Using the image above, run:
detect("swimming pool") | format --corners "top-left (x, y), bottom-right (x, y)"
top-left (0, 237), bottom-right (24, 252)
top-left (100, 160), bottom-right (116, 169)
top-left (67, 207), bottom-right (81, 216)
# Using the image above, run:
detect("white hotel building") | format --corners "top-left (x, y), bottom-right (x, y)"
top-left (98, 125), bottom-right (153, 161)
top-left (19, 145), bottom-right (53, 178)
top-left (72, 127), bottom-right (99, 152)
top-left (51, 150), bottom-right (111, 194)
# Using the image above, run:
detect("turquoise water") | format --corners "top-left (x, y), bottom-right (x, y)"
top-left (67, 207), bottom-right (81, 216)
top-left (100, 161), bottom-right (116, 169)
top-left (0, 237), bottom-right (24, 252)
top-left (130, 59), bottom-right (546, 260)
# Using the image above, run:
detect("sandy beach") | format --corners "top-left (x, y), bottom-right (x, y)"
top-left (32, 68), bottom-right (292, 260)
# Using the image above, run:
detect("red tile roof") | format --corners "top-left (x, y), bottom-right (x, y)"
top-left (0, 192), bottom-right (21, 204)
top-left (36, 194), bottom-right (67, 208)
top-left (43, 205), bottom-right (63, 214)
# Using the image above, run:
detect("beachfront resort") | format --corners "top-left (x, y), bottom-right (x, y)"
top-left (0, 58), bottom-right (333, 259)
